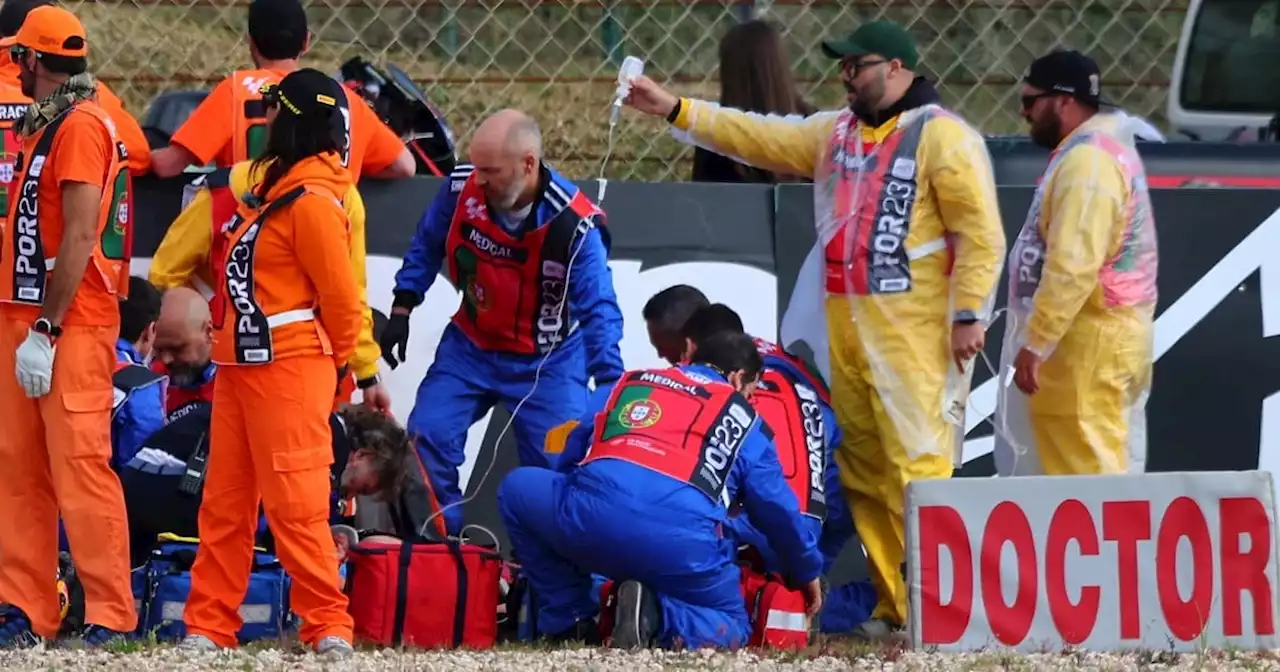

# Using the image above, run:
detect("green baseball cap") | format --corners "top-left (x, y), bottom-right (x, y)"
top-left (821, 20), bottom-right (919, 70)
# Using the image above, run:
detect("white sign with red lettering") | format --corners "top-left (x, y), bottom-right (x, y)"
top-left (906, 472), bottom-right (1280, 652)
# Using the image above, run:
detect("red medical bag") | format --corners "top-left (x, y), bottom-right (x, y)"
top-left (346, 539), bottom-right (502, 649)
top-left (740, 568), bottom-right (810, 649)
top-left (597, 579), bottom-right (617, 642)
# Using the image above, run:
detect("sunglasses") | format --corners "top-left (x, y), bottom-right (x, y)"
top-left (7, 44), bottom-right (29, 65)
top-left (1020, 91), bottom-right (1063, 110)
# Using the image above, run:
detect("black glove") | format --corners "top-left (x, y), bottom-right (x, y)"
top-left (380, 313), bottom-right (411, 369)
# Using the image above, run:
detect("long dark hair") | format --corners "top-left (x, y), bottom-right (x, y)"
top-left (717, 19), bottom-right (815, 182)
top-left (253, 110), bottom-right (343, 200)
top-left (339, 405), bottom-right (412, 499)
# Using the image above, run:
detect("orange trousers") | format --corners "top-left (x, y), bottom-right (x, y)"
top-left (183, 355), bottom-right (352, 647)
top-left (0, 314), bottom-right (136, 637)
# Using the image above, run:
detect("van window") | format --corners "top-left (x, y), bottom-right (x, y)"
top-left (1179, 0), bottom-right (1280, 113)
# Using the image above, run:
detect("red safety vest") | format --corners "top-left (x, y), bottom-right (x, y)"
top-left (822, 109), bottom-right (954, 296)
top-left (205, 168), bottom-right (239, 312)
top-left (443, 174), bottom-right (603, 355)
top-left (751, 337), bottom-right (830, 405)
top-left (750, 370), bottom-right (828, 520)
top-left (581, 369), bottom-right (759, 504)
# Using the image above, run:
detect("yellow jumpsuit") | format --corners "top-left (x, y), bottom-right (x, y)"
top-left (149, 161), bottom-right (382, 383)
top-left (670, 98), bottom-right (1005, 625)
top-left (995, 113), bottom-right (1157, 476)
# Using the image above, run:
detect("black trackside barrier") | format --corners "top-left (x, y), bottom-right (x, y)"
top-left (130, 167), bottom-right (1280, 586)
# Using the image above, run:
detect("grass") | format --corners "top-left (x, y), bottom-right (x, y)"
top-left (68, 0), bottom-right (1186, 182)
top-left (43, 635), bottom-right (1280, 671)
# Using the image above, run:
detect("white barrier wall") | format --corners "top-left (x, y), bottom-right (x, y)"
top-left (906, 472), bottom-right (1280, 651)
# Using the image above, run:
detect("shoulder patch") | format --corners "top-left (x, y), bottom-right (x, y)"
top-left (450, 163), bottom-right (475, 192)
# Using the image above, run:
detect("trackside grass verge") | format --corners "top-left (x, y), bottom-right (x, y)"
top-left (11, 636), bottom-right (1280, 671)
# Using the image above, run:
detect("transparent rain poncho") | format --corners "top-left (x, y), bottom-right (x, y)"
top-left (993, 112), bottom-right (1158, 476)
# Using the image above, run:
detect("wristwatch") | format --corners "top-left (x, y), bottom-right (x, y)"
top-left (32, 317), bottom-right (62, 339)
top-left (356, 374), bottom-right (381, 390)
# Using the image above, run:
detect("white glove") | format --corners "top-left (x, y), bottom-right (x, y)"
top-left (15, 329), bottom-right (56, 398)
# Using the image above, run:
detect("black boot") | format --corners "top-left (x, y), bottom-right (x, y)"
top-left (610, 581), bottom-right (660, 649)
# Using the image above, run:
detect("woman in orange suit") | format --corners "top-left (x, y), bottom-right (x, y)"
top-left (179, 68), bottom-right (364, 657)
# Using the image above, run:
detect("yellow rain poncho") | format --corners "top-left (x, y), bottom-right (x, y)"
top-left (995, 112), bottom-right (1158, 476)
top-left (668, 80), bottom-right (1005, 625)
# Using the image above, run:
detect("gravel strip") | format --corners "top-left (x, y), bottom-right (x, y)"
top-left (3, 647), bottom-right (1280, 671)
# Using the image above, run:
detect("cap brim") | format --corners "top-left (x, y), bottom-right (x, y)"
top-left (0, 36), bottom-right (15, 49)
top-left (822, 38), bottom-right (869, 60)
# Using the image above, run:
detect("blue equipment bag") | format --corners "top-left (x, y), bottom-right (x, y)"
top-left (137, 538), bottom-right (290, 643)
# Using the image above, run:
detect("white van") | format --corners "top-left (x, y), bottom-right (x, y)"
top-left (1168, 0), bottom-right (1280, 141)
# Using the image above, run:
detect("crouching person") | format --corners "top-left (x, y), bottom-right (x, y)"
top-left (498, 332), bottom-right (823, 649)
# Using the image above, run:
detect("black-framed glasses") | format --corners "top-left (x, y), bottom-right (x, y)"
top-left (842, 57), bottom-right (888, 76)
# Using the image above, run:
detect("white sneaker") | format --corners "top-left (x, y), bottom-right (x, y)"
top-left (315, 635), bottom-right (353, 658)
top-left (177, 634), bottom-right (219, 652)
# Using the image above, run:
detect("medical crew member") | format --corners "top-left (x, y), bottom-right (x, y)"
top-left (0, 6), bottom-right (136, 647)
top-left (149, 0), bottom-right (413, 180)
top-left (645, 288), bottom-right (878, 632)
top-left (112, 275), bottom-right (166, 470)
top-left (499, 332), bottom-right (822, 649)
top-left (623, 21), bottom-right (1005, 639)
top-left (178, 69), bottom-right (362, 657)
top-left (0, 1), bottom-right (151, 174)
top-left (380, 108), bottom-right (624, 537)
top-left (995, 50), bottom-right (1157, 476)
top-left (149, 151), bottom-right (389, 413)
top-left (150, 287), bottom-right (216, 412)
top-left (678, 303), bottom-right (850, 569)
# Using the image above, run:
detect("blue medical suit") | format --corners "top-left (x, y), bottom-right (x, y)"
top-left (392, 164), bottom-right (625, 535)
top-left (726, 397), bottom-right (849, 575)
top-left (498, 364), bottom-right (823, 649)
top-left (746, 350), bottom-right (876, 633)
top-left (112, 340), bottom-right (167, 470)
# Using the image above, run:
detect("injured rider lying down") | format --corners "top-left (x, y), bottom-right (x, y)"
top-left (122, 404), bottom-right (439, 564)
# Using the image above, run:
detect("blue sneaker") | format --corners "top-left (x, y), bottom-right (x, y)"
top-left (0, 608), bottom-right (40, 649)
top-left (80, 624), bottom-right (128, 648)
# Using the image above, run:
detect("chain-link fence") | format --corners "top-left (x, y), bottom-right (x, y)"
top-left (70, 0), bottom-right (1186, 181)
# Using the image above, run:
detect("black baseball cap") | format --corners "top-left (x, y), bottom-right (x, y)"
top-left (821, 20), bottom-right (919, 70)
top-left (262, 68), bottom-right (344, 119)
top-left (1023, 50), bottom-right (1110, 107)
top-left (248, 0), bottom-right (307, 60)
top-left (0, 0), bottom-right (53, 40)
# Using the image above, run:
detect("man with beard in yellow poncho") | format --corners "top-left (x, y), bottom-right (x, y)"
top-left (622, 20), bottom-right (1005, 640)
top-left (148, 156), bottom-right (391, 413)
top-left (994, 50), bottom-right (1157, 477)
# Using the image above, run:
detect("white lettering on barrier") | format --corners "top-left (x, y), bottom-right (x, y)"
top-left (906, 471), bottom-right (1280, 652)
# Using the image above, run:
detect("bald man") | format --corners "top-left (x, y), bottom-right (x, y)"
top-left (151, 287), bottom-right (218, 413)
top-left (381, 109), bottom-right (624, 537)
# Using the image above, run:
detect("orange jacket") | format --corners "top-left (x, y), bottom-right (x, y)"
top-left (209, 152), bottom-right (363, 368)
top-left (0, 64), bottom-right (150, 175)
top-left (169, 68), bottom-right (405, 181)
top-left (0, 100), bottom-right (132, 326)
